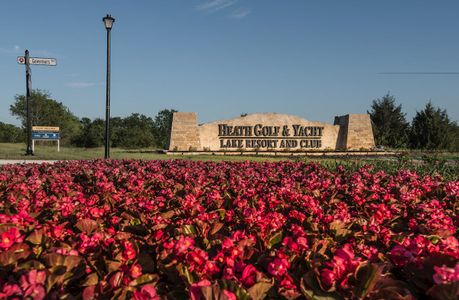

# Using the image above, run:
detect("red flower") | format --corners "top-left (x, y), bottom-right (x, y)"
top-left (432, 263), bottom-right (459, 285)
top-left (296, 237), bottom-right (308, 250)
top-left (89, 207), bottom-right (103, 218)
top-left (282, 237), bottom-right (299, 252)
top-left (121, 240), bottom-right (137, 260)
top-left (133, 285), bottom-right (159, 300)
top-left (389, 245), bottom-right (413, 267)
top-left (51, 225), bottom-right (65, 239)
top-left (174, 236), bottom-right (194, 255)
top-left (320, 268), bottom-right (336, 289)
top-left (19, 270), bottom-right (46, 300)
top-left (267, 257), bottom-right (290, 277)
top-left (0, 159), bottom-right (457, 299)
top-left (241, 264), bottom-right (258, 287)
top-left (130, 264), bottom-right (143, 279)
top-left (204, 261), bottom-right (220, 276)
top-left (223, 290), bottom-right (237, 300)
top-left (0, 284), bottom-right (22, 298)
top-left (0, 231), bottom-right (14, 249)
top-left (0, 227), bottom-right (21, 250)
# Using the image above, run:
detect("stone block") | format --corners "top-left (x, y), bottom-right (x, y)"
top-left (169, 112), bottom-right (201, 151)
top-left (334, 114), bottom-right (375, 150)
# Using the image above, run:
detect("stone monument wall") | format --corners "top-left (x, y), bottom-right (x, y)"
top-left (334, 114), bottom-right (375, 150)
top-left (199, 113), bottom-right (339, 151)
top-left (168, 112), bottom-right (375, 151)
top-left (168, 112), bottom-right (201, 151)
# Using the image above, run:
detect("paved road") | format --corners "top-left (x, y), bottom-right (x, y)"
top-left (0, 159), bottom-right (58, 165)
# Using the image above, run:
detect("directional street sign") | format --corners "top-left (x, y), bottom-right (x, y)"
top-left (32, 126), bottom-right (60, 132)
top-left (18, 50), bottom-right (58, 155)
top-left (17, 56), bottom-right (57, 66)
top-left (32, 132), bottom-right (60, 140)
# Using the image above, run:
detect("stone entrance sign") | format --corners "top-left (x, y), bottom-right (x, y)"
top-left (169, 113), bottom-right (375, 152)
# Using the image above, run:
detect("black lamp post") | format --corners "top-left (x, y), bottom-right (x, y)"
top-left (24, 49), bottom-right (33, 156)
top-left (103, 14), bottom-right (115, 159)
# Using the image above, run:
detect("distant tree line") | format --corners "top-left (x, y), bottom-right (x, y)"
top-left (368, 93), bottom-right (458, 151)
top-left (1, 90), bottom-right (176, 149)
top-left (0, 90), bottom-right (457, 151)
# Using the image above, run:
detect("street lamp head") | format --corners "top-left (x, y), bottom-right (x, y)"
top-left (103, 14), bottom-right (115, 30)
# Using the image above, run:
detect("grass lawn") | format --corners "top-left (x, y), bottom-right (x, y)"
top-left (0, 143), bottom-right (283, 162)
top-left (1, 142), bottom-right (458, 164)
top-left (1, 142), bottom-right (458, 179)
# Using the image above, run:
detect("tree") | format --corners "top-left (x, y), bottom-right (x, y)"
top-left (368, 93), bottom-right (409, 148)
top-left (71, 118), bottom-right (105, 148)
top-left (409, 102), bottom-right (458, 151)
top-left (112, 114), bottom-right (155, 148)
top-left (153, 109), bottom-right (177, 149)
top-left (72, 114), bottom-right (156, 149)
top-left (0, 122), bottom-right (24, 143)
top-left (10, 90), bottom-right (81, 145)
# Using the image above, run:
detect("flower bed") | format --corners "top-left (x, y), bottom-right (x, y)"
top-left (0, 160), bottom-right (457, 299)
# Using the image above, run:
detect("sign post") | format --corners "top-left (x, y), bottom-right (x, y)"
top-left (32, 126), bottom-right (60, 152)
top-left (18, 50), bottom-right (57, 156)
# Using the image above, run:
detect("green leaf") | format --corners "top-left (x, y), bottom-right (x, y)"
top-left (106, 259), bottom-right (122, 273)
top-left (216, 209), bottom-right (226, 220)
top-left (329, 220), bottom-right (351, 238)
top-left (182, 224), bottom-right (197, 237)
top-left (128, 274), bottom-right (158, 286)
top-left (300, 272), bottom-right (343, 300)
top-left (75, 219), bottom-right (98, 234)
top-left (268, 231), bottom-right (283, 249)
top-left (17, 260), bottom-right (45, 270)
top-left (427, 235), bottom-right (441, 245)
top-left (45, 253), bottom-right (82, 269)
top-left (210, 223), bottom-right (224, 235)
top-left (26, 229), bottom-right (44, 245)
top-left (178, 264), bottom-right (195, 285)
top-left (200, 285), bottom-right (215, 300)
top-left (234, 286), bottom-right (251, 300)
top-left (221, 280), bottom-right (251, 300)
top-left (248, 281), bottom-right (273, 300)
top-left (0, 243), bottom-right (32, 266)
top-left (82, 273), bottom-right (99, 287)
top-left (160, 210), bottom-right (176, 219)
top-left (427, 282), bottom-right (459, 300)
top-left (130, 218), bottom-right (142, 226)
top-left (353, 263), bottom-right (383, 299)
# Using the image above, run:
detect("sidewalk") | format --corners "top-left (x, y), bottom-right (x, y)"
top-left (0, 159), bottom-right (58, 165)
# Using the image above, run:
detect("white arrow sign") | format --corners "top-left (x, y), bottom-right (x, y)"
top-left (17, 56), bottom-right (57, 66)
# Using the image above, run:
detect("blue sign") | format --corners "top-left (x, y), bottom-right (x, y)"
top-left (32, 132), bottom-right (60, 140)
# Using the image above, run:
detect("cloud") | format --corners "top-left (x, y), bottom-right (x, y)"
top-left (65, 82), bottom-right (101, 88)
top-left (230, 8), bottom-right (251, 19)
top-left (0, 45), bottom-right (22, 54)
top-left (196, 0), bottom-right (237, 13)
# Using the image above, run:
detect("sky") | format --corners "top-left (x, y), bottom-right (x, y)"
top-left (1, 0), bottom-right (458, 126)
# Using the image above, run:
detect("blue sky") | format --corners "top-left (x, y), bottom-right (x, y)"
top-left (1, 0), bottom-right (458, 126)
